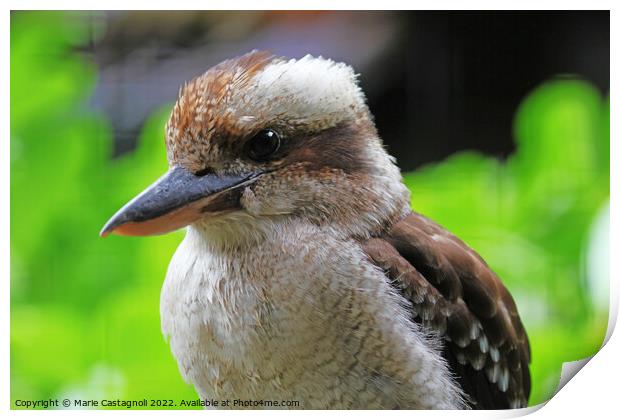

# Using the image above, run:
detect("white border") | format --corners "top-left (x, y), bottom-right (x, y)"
top-left (2, 2), bottom-right (616, 420)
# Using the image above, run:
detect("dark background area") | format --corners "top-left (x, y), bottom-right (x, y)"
top-left (83, 11), bottom-right (609, 170)
top-left (371, 11), bottom-right (609, 169)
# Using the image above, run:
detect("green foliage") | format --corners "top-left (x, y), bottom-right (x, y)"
top-left (403, 78), bottom-right (609, 405)
top-left (11, 11), bottom-right (609, 409)
top-left (11, 11), bottom-right (195, 408)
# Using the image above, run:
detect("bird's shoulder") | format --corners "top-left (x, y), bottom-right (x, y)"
top-left (361, 211), bottom-right (531, 409)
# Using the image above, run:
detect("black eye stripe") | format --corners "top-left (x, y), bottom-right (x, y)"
top-left (248, 129), bottom-right (281, 161)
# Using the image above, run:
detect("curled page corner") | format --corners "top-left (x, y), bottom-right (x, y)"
top-left (515, 356), bottom-right (596, 417)
top-left (603, 273), bottom-right (618, 346)
top-left (525, 279), bottom-right (616, 414)
top-left (515, 402), bottom-right (548, 416)
top-left (556, 356), bottom-right (594, 394)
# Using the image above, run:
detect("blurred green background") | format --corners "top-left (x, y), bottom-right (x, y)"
top-left (11, 11), bottom-right (609, 408)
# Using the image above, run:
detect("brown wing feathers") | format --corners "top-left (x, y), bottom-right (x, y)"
top-left (362, 212), bottom-right (531, 409)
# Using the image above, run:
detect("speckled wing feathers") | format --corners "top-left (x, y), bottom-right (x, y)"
top-left (362, 212), bottom-right (531, 409)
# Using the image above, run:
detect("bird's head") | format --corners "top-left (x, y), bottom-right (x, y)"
top-left (101, 51), bottom-right (410, 243)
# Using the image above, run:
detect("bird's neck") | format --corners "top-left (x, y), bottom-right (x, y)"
top-left (190, 150), bottom-right (411, 252)
top-left (189, 197), bottom-right (410, 255)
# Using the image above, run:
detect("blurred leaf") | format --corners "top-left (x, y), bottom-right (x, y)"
top-left (404, 78), bottom-right (609, 404)
top-left (11, 12), bottom-right (188, 405)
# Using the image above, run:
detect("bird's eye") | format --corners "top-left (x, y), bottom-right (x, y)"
top-left (248, 129), bottom-right (280, 161)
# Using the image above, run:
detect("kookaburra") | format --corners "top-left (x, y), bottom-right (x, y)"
top-left (101, 51), bottom-right (531, 409)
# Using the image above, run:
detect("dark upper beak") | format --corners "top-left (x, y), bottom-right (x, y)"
top-left (100, 166), bottom-right (260, 237)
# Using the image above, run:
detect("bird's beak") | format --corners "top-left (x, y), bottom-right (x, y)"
top-left (100, 166), bottom-right (260, 237)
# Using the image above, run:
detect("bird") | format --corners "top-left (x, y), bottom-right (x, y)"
top-left (100, 51), bottom-right (531, 409)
